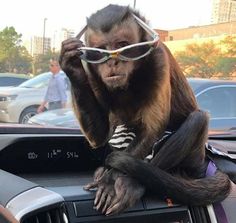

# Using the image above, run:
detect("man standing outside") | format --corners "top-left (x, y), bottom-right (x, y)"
top-left (37, 58), bottom-right (67, 113)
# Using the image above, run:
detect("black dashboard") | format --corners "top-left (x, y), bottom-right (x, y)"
top-left (0, 134), bottom-right (105, 174)
top-left (0, 129), bottom-right (236, 223)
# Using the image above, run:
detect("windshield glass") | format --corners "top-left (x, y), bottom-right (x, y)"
top-left (0, 0), bottom-right (235, 131)
top-left (19, 72), bottom-right (51, 89)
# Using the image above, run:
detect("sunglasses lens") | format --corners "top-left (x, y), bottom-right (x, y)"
top-left (80, 49), bottom-right (108, 63)
top-left (120, 45), bottom-right (152, 60)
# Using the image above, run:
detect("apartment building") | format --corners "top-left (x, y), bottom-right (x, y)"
top-left (32, 36), bottom-right (51, 56)
top-left (211, 0), bottom-right (236, 23)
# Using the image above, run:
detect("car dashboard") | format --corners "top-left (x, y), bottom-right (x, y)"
top-left (0, 128), bottom-right (236, 223)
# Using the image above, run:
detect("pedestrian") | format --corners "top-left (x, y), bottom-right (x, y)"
top-left (37, 58), bottom-right (67, 113)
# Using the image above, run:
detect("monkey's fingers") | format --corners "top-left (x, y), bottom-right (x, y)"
top-left (94, 185), bottom-right (105, 206)
top-left (94, 167), bottom-right (108, 181)
top-left (106, 176), bottom-right (145, 215)
top-left (105, 183), bottom-right (126, 215)
top-left (102, 194), bottom-right (113, 214)
top-left (95, 188), bottom-right (108, 211)
top-left (95, 185), bottom-right (115, 213)
top-left (60, 39), bottom-right (82, 64)
top-left (105, 195), bottom-right (125, 216)
top-left (83, 181), bottom-right (99, 190)
top-left (61, 38), bottom-right (84, 54)
top-left (106, 188), bottom-right (140, 216)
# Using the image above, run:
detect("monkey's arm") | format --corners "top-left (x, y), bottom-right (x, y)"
top-left (105, 110), bottom-right (231, 208)
top-left (60, 38), bottom-right (110, 147)
top-left (152, 110), bottom-right (208, 171)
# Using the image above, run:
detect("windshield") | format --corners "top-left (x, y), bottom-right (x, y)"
top-left (19, 72), bottom-right (51, 89)
top-left (0, 0), bottom-right (235, 132)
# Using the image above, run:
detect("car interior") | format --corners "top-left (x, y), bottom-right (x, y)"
top-left (0, 126), bottom-right (236, 223)
top-left (1, 0), bottom-right (236, 222)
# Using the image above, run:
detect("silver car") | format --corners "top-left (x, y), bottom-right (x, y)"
top-left (28, 78), bottom-right (236, 131)
top-left (0, 72), bottom-right (71, 124)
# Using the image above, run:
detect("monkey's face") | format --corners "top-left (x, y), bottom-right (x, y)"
top-left (86, 22), bottom-right (141, 89)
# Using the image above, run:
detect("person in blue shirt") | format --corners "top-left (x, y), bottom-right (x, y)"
top-left (37, 58), bottom-right (67, 113)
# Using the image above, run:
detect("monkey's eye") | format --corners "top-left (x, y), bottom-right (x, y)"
top-left (79, 49), bottom-right (109, 63)
top-left (120, 44), bottom-right (152, 59)
top-left (116, 41), bottom-right (129, 49)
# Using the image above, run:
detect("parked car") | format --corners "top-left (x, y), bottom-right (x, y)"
top-left (189, 78), bottom-right (236, 131)
top-left (28, 78), bottom-right (236, 131)
top-left (0, 72), bottom-right (71, 124)
top-left (28, 107), bottom-right (79, 128)
top-left (0, 73), bottom-right (30, 86)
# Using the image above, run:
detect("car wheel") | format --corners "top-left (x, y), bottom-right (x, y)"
top-left (19, 107), bottom-right (38, 124)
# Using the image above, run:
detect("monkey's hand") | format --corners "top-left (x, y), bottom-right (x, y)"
top-left (84, 167), bottom-right (145, 216)
top-left (105, 176), bottom-right (145, 216)
top-left (84, 167), bottom-right (132, 215)
top-left (84, 167), bottom-right (117, 214)
top-left (84, 166), bottom-right (107, 190)
top-left (59, 38), bottom-right (87, 84)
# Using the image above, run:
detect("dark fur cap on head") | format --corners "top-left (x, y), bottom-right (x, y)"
top-left (86, 4), bottom-right (148, 43)
top-left (87, 4), bottom-right (134, 32)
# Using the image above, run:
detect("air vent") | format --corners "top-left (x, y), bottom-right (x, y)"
top-left (21, 204), bottom-right (68, 223)
top-left (189, 206), bottom-right (211, 223)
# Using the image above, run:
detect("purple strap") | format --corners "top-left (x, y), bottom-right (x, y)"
top-left (206, 160), bottom-right (228, 223)
top-left (213, 203), bottom-right (228, 223)
top-left (206, 160), bottom-right (217, 176)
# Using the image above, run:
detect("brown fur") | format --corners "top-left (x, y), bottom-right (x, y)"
top-left (59, 4), bottom-right (231, 216)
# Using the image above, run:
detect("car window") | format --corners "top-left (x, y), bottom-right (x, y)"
top-left (0, 0), bottom-right (235, 132)
top-left (19, 72), bottom-right (51, 89)
top-left (0, 77), bottom-right (27, 86)
top-left (197, 87), bottom-right (236, 118)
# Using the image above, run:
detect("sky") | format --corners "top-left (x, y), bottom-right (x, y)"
top-left (0, 0), bottom-right (213, 42)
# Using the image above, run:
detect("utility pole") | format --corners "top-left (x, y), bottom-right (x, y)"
top-left (42, 18), bottom-right (47, 55)
top-left (133, 0), bottom-right (136, 9)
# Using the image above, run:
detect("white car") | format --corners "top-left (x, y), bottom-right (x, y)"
top-left (0, 72), bottom-right (71, 124)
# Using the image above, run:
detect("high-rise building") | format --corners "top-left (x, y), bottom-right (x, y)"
top-left (61, 28), bottom-right (75, 40)
top-left (52, 28), bottom-right (75, 52)
top-left (32, 36), bottom-right (51, 56)
top-left (211, 0), bottom-right (236, 24)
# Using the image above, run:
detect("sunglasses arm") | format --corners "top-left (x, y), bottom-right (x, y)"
top-left (132, 14), bottom-right (159, 40)
top-left (76, 25), bottom-right (88, 39)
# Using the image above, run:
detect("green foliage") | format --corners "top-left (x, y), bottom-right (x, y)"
top-left (215, 57), bottom-right (236, 77)
top-left (220, 36), bottom-right (236, 57)
top-left (0, 26), bottom-right (61, 74)
top-left (0, 27), bottom-right (32, 73)
top-left (175, 36), bottom-right (236, 78)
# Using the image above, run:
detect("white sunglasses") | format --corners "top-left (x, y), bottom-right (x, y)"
top-left (76, 14), bottom-right (159, 64)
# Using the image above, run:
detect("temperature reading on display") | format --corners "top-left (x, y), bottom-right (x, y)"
top-left (67, 152), bottom-right (79, 159)
top-left (47, 149), bottom-right (62, 159)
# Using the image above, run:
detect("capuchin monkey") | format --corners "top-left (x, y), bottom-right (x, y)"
top-left (59, 4), bottom-right (231, 216)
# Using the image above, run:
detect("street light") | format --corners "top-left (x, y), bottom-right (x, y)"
top-left (42, 18), bottom-right (47, 55)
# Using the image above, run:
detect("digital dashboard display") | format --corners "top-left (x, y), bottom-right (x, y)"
top-left (0, 136), bottom-right (106, 174)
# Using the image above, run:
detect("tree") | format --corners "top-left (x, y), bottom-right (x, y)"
top-left (175, 41), bottom-right (221, 78)
top-left (174, 36), bottom-right (236, 79)
top-left (215, 57), bottom-right (236, 77)
top-left (0, 27), bottom-right (32, 73)
top-left (220, 35), bottom-right (236, 57)
top-left (216, 36), bottom-right (236, 77)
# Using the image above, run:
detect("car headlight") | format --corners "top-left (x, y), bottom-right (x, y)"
top-left (0, 95), bottom-right (18, 101)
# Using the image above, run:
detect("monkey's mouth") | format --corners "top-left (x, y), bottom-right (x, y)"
top-left (103, 73), bottom-right (127, 88)
top-left (105, 73), bottom-right (125, 81)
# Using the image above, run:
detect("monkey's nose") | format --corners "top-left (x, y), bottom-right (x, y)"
top-left (107, 58), bottom-right (119, 66)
